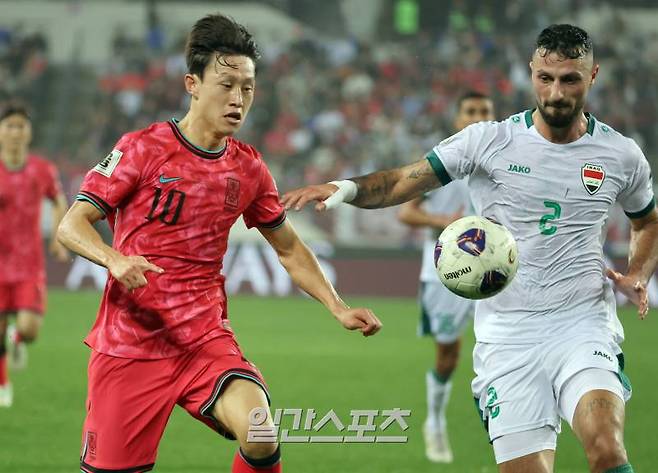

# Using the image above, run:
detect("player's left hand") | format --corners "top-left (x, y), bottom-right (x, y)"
top-left (606, 268), bottom-right (649, 319)
top-left (334, 308), bottom-right (383, 337)
top-left (49, 240), bottom-right (70, 263)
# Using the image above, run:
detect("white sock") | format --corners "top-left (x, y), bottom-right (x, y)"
top-left (425, 370), bottom-right (452, 433)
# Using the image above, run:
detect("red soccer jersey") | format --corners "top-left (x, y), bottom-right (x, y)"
top-left (77, 120), bottom-right (286, 359)
top-left (0, 155), bottom-right (62, 283)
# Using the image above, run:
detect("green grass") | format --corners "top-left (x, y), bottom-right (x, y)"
top-left (0, 289), bottom-right (656, 472)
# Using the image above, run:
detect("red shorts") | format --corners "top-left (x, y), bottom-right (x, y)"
top-left (0, 281), bottom-right (45, 315)
top-left (80, 333), bottom-right (269, 473)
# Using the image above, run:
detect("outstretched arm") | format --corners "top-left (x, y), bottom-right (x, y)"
top-left (606, 208), bottom-right (658, 318)
top-left (259, 220), bottom-right (382, 336)
top-left (282, 158), bottom-right (441, 212)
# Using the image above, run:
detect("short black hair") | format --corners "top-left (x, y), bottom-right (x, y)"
top-left (0, 100), bottom-right (31, 122)
top-left (536, 24), bottom-right (593, 60)
top-left (186, 14), bottom-right (260, 79)
top-left (457, 91), bottom-right (490, 109)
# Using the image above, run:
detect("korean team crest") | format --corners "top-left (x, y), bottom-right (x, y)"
top-left (581, 163), bottom-right (605, 195)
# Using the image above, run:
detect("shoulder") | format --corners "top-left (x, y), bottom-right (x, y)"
top-left (115, 122), bottom-right (169, 152)
top-left (230, 137), bottom-right (262, 161)
top-left (590, 117), bottom-right (646, 166)
top-left (27, 154), bottom-right (57, 174)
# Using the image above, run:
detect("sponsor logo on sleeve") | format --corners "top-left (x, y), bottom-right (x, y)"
top-left (93, 149), bottom-right (123, 177)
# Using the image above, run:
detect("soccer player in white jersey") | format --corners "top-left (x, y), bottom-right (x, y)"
top-left (283, 24), bottom-right (657, 473)
top-left (397, 92), bottom-right (495, 463)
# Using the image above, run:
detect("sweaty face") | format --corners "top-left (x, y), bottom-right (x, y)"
top-left (454, 98), bottom-right (495, 131)
top-left (189, 54), bottom-right (256, 136)
top-left (530, 49), bottom-right (597, 128)
top-left (0, 114), bottom-right (32, 153)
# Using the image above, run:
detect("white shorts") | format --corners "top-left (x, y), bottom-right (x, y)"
top-left (418, 280), bottom-right (474, 344)
top-left (472, 330), bottom-right (631, 463)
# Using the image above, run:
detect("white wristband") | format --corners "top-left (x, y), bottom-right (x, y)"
top-left (324, 180), bottom-right (358, 209)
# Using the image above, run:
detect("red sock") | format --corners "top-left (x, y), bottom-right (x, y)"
top-left (0, 354), bottom-right (7, 386)
top-left (232, 449), bottom-right (281, 473)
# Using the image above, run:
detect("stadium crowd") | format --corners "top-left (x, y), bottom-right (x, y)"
top-left (2, 2), bottom-right (657, 246)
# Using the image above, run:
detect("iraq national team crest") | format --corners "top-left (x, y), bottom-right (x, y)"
top-left (581, 163), bottom-right (605, 195)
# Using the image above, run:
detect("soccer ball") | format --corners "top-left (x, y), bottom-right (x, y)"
top-left (434, 216), bottom-right (518, 300)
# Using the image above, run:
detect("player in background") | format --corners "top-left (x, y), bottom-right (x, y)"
top-left (397, 91), bottom-right (495, 462)
top-left (0, 101), bottom-right (69, 407)
top-left (57, 14), bottom-right (381, 473)
top-left (282, 24), bottom-right (658, 473)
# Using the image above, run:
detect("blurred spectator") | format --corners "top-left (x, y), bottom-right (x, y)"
top-left (3, 1), bottom-right (657, 247)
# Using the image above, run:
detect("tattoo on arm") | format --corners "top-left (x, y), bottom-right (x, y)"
top-left (349, 159), bottom-right (440, 209)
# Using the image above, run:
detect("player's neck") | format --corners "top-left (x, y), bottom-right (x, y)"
top-left (176, 114), bottom-right (228, 152)
top-left (0, 150), bottom-right (27, 170)
top-left (532, 110), bottom-right (588, 144)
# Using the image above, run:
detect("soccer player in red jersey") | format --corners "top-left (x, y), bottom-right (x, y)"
top-left (57, 14), bottom-right (382, 473)
top-left (0, 101), bottom-right (69, 407)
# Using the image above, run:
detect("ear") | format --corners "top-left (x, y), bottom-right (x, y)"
top-left (184, 73), bottom-right (199, 99)
top-left (590, 63), bottom-right (600, 86)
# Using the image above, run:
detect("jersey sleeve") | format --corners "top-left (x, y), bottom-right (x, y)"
top-left (43, 161), bottom-right (63, 201)
top-left (242, 160), bottom-right (286, 229)
top-left (617, 139), bottom-right (655, 219)
top-left (426, 121), bottom-right (499, 185)
top-left (76, 134), bottom-right (143, 217)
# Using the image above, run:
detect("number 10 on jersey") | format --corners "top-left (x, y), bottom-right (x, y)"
top-left (147, 188), bottom-right (186, 225)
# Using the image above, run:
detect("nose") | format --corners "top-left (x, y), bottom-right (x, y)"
top-left (229, 87), bottom-right (243, 108)
top-left (549, 81), bottom-right (565, 102)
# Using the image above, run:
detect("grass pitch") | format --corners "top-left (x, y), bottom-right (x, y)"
top-left (0, 289), bottom-right (655, 472)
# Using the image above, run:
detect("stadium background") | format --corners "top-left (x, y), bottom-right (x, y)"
top-left (1, 1), bottom-right (657, 471)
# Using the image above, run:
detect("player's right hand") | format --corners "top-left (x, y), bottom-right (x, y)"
top-left (281, 183), bottom-right (339, 212)
top-left (108, 255), bottom-right (165, 290)
top-left (334, 307), bottom-right (383, 337)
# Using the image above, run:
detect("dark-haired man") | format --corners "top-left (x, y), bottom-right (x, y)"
top-left (283, 24), bottom-right (656, 473)
top-left (0, 102), bottom-right (68, 408)
top-left (58, 14), bottom-right (381, 473)
top-left (397, 91), bottom-right (495, 463)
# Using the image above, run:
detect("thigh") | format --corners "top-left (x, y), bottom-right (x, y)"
top-left (177, 334), bottom-right (270, 440)
top-left (558, 367), bottom-right (626, 428)
top-left (566, 370), bottom-right (626, 443)
top-left (420, 280), bottom-right (473, 343)
top-left (472, 342), bottom-right (560, 444)
top-left (81, 351), bottom-right (176, 472)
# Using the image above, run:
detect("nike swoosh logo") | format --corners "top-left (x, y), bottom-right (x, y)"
top-left (159, 175), bottom-right (182, 184)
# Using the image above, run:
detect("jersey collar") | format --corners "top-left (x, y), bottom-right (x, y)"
top-left (524, 109), bottom-right (596, 136)
top-left (169, 118), bottom-right (228, 159)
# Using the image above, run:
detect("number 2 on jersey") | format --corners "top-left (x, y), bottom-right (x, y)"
top-left (539, 201), bottom-right (561, 235)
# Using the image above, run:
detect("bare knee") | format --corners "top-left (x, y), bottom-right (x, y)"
top-left (574, 391), bottom-right (627, 473)
top-left (584, 432), bottom-right (627, 473)
top-left (240, 440), bottom-right (279, 460)
top-left (16, 312), bottom-right (41, 343)
top-left (17, 330), bottom-right (38, 343)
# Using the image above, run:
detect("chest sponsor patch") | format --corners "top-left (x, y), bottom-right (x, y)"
top-left (581, 163), bottom-right (605, 195)
top-left (93, 149), bottom-right (123, 177)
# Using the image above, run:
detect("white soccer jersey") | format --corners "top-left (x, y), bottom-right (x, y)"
top-left (427, 110), bottom-right (655, 344)
top-left (419, 180), bottom-right (474, 283)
